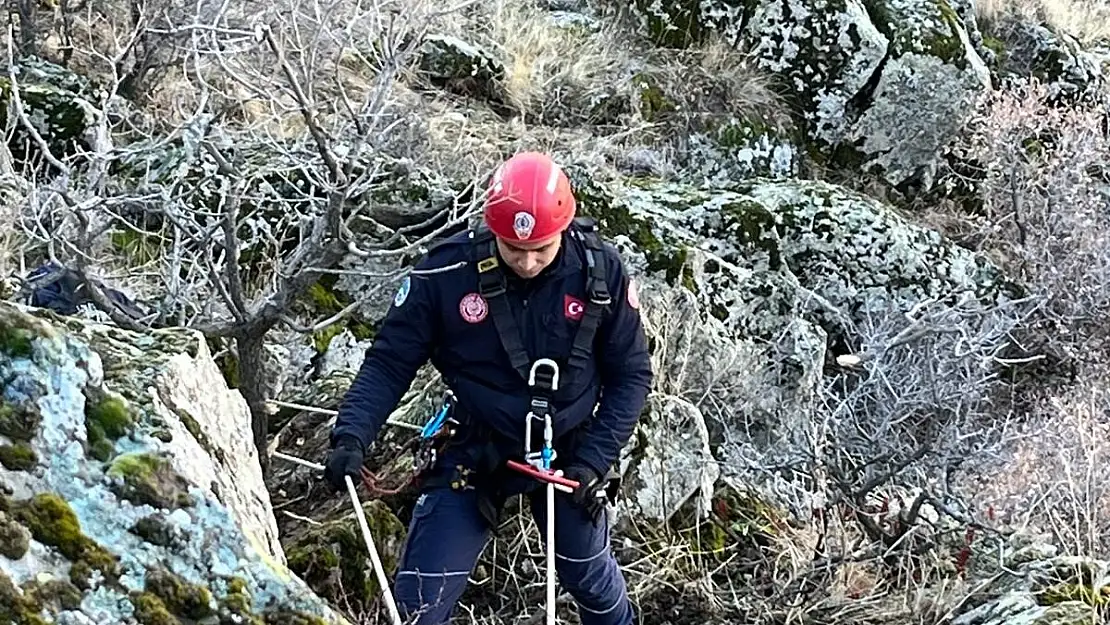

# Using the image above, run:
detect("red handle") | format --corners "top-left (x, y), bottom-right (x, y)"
top-left (506, 460), bottom-right (581, 489)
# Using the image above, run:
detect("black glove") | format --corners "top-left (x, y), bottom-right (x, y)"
top-left (562, 464), bottom-right (603, 514)
top-left (323, 435), bottom-right (365, 492)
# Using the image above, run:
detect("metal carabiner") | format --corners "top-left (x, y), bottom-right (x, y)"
top-left (528, 358), bottom-right (560, 392)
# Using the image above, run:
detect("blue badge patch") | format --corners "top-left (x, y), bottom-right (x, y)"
top-left (394, 276), bottom-right (411, 307)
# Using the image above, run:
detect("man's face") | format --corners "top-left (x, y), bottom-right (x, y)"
top-left (495, 233), bottom-right (562, 279)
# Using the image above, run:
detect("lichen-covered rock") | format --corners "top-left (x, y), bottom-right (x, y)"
top-left (620, 386), bottom-right (720, 525)
top-left (0, 55), bottom-right (98, 168)
top-left (588, 175), bottom-right (1022, 340)
top-left (950, 536), bottom-right (1108, 625)
top-left (744, 0), bottom-right (890, 147)
top-left (846, 0), bottom-right (993, 187)
top-left (683, 118), bottom-right (801, 181)
top-left (0, 301), bottom-right (350, 624)
top-left (625, 0), bottom-right (754, 48)
top-left (986, 16), bottom-right (1105, 102)
top-left (417, 34), bottom-right (506, 101)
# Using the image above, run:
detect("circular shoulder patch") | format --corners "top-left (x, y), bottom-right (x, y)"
top-left (627, 278), bottom-right (640, 310)
top-left (393, 276), bottom-right (411, 307)
top-left (459, 292), bottom-right (488, 323)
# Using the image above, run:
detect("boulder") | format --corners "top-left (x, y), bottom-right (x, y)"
top-left (950, 536), bottom-right (1106, 625)
top-left (846, 0), bottom-right (993, 188)
top-left (621, 0), bottom-right (997, 188)
top-left (0, 300), bottom-right (350, 624)
top-left (416, 34), bottom-right (506, 102)
top-left (985, 15), bottom-right (1105, 102)
top-left (0, 56), bottom-right (99, 169)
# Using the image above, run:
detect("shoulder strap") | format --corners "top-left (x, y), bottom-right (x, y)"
top-left (470, 219), bottom-right (615, 390)
top-left (472, 226), bottom-right (534, 383)
top-left (566, 217), bottom-right (611, 375)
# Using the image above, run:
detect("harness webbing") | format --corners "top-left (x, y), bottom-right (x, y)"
top-left (471, 217), bottom-right (613, 393)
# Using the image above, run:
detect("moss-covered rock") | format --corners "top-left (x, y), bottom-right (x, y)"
top-left (0, 55), bottom-right (98, 171)
top-left (0, 569), bottom-right (49, 625)
top-left (0, 403), bottom-right (41, 442)
top-left (0, 442), bottom-right (37, 471)
top-left (0, 323), bottom-right (36, 358)
top-left (0, 512), bottom-right (31, 559)
top-left (0, 300), bottom-right (349, 624)
top-left (625, 0), bottom-right (756, 48)
top-left (285, 500), bottom-right (406, 613)
top-left (417, 34), bottom-right (506, 101)
top-left (983, 15), bottom-right (1105, 103)
top-left (106, 452), bottom-right (193, 510)
top-left (8, 493), bottom-right (120, 588)
top-left (585, 175), bottom-right (1022, 343)
top-left (844, 0), bottom-right (992, 188)
top-left (743, 0), bottom-right (889, 147)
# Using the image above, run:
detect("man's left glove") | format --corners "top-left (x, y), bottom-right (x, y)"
top-left (323, 435), bottom-right (365, 492)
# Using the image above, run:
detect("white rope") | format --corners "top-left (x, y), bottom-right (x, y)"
top-left (270, 450), bottom-right (403, 625)
top-left (346, 474), bottom-right (403, 625)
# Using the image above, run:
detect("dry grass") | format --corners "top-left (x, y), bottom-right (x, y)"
top-left (956, 366), bottom-right (1110, 559)
top-left (976, 0), bottom-right (1110, 45)
top-left (480, 1), bottom-right (633, 123)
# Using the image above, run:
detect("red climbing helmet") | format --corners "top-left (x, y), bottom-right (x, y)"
top-left (484, 152), bottom-right (576, 243)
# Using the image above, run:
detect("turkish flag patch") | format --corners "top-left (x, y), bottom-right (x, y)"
top-left (564, 294), bottom-right (585, 321)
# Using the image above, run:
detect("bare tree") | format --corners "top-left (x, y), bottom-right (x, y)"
top-left (4, 0), bottom-right (480, 465)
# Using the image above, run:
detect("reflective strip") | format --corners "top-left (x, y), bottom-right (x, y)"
top-left (556, 546), bottom-right (607, 564)
top-left (396, 569), bottom-right (472, 578)
top-left (578, 595), bottom-right (624, 615)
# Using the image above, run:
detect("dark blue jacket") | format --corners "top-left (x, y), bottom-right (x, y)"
top-left (330, 224), bottom-right (653, 475)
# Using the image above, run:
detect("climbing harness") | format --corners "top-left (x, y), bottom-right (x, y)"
top-left (358, 390), bottom-right (459, 497)
top-left (505, 359), bottom-right (580, 625)
top-left (473, 216), bottom-right (613, 392)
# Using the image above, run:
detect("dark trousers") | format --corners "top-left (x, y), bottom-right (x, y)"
top-left (392, 484), bottom-right (635, 625)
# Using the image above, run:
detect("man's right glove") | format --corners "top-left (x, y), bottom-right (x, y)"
top-left (323, 435), bottom-right (365, 492)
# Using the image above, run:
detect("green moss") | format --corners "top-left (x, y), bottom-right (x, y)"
top-left (110, 227), bottom-right (162, 265)
top-left (20, 577), bottom-right (83, 614)
top-left (931, 0), bottom-right (966, 65)
top-left (261, 610), bottom-right (328, 625)
top-left (84, 392), bottom-right (134, 462)
top-left (175, 408), bottom-right (225, 463)
top-left (0, 442), bottom-right (37, 470)
top-left (982, 34), bottom-right (1006, 64)
top-left (633, 72), bottom-right (675, 123)
top-left (0, 403), bottom-right (42, 442)
top-left (9, 493), bottom-right (120, 589)
top-left (306, 282), bottom-right (343, 315)
top-left (1039, 582), bottom-right (1110, 607)
top-left (0, 512), bottom-right (31, 559)
top-left (0, 570), bottom-right (49, 625)
top-left (130, 591), bottom-right (181, 625)
top-left (144, 567), bottom-right (214, 620)
top-left (107, 452), bottom-right (193, 509)
top-left (301, 278), bottom-right (376, 355)
top-left (0, 323), bottom-right (34, 358)
top-left (862, 0), bottom-right (965, 65)
top-left (286, 500), bottom-right (405, 613)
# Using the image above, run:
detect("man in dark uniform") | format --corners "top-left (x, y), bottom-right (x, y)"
top-left (323, 151), bottom-right (653, 625)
